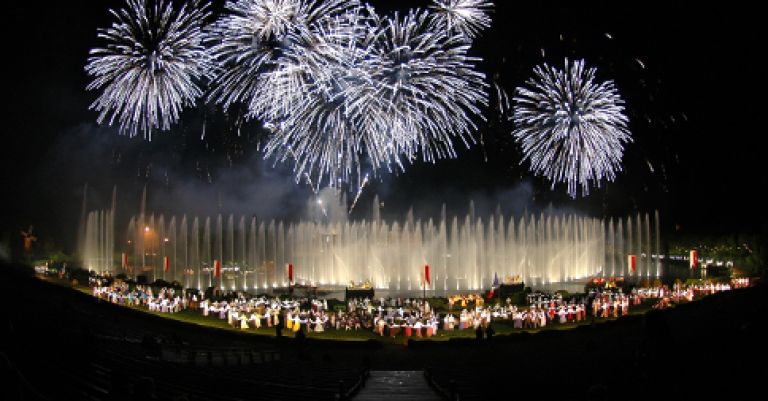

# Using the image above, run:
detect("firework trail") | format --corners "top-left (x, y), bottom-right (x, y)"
top-left (493, 81), bottom-right (511, 118)
top-left (348, 173), bottom-right (369, 214)
top-left (85, 0), bottom-right (212, 140)
top-left (274, 136), bottom-right (322, 194)
top-left (512, 58), bottom-right (632, 198)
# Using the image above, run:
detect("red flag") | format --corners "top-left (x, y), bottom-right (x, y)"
top-left (121, 252), bottom-right (128, 268)
top-left (424, 264), bottom-right (430, 285)
top-left (488, 272), bottom-right (499, 299)
top-left (214, 260), bottom-right (221, 278)
top-left (628, 255), bottom-right (637, 273)
top-left (164, 256), bottom-right (170, 273)
top-left (690, 250), bottom-right (697, 269)
top-left (288, 264), bottom-right (293, 283)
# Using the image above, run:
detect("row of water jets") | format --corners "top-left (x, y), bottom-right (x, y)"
top-left (79, 188), bottom-right (661, 293)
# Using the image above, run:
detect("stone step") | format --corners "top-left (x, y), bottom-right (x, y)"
top-left (354, 371), bottom-right (443, 401)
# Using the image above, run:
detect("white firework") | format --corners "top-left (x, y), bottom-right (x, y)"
top-left (263, 7), bottom-right (489, 189)
top-left (87, 0), bottom-right (493, 190)
top-left (369, 9), bottom-right (488, 163)
top-left (206, 0), bottom-right (354, 119)
top-left (429, 0), bottom-right (494, 39)
top-left (512, 58), bottom-right (632, 198)
top-left (85, 0), bottom-right (212, 140)
top-left (262, 5), bottom-right (392, 190)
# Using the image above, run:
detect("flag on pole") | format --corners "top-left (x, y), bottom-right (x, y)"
top-left (628, 255), bottom-right (637, 273)
top-left (690, 250), bottom-right (697, 269)
top-left (121, 252), bottom-right (128, 268)
top-left (214, 260), bottom-right (221, 278)
top-left (424, 264), bottom-right (430, 286)
top-left (488, 272), bottom-right (500, 299)
top-left (288, 263), bottom-right (293, 283)
top-left (164, 256), bottom-right (170, 273)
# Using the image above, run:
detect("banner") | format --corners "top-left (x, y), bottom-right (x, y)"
top-left (121, 252), bottom-right (128, 268)
top-left (690, 250), bottom-right (697, 269)
top-left (628, 255), bottom-right (637, 273)
top-left (214, 260), bottom-right (221, 278)
top-left (424, 264), bottom-right (430, 285)
top-left (164, 256), bottom-right (170, 273)
top-left (288, 263), bottom-right (293, 283)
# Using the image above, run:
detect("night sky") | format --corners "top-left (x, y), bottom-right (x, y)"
top-left (2, 0), bottom-right (763, 257)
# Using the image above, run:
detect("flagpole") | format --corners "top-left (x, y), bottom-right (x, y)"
top-left (422, 264), bottom-right (428, 312)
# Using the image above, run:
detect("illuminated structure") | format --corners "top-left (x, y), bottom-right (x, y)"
top-left (82, 195), bottom-right (661, 293)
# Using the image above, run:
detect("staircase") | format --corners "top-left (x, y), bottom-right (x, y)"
top-left (354, 371), bottom-right (443, 401)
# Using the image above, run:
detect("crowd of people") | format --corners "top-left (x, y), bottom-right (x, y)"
top-left (88, 276), bottom-right (742, 338)
top-left (643, 281), bottom-right (736, 309)
top-left (91, 278), bottom-right (189, 313)
top-left (447, 294), bottom-right (485, 310)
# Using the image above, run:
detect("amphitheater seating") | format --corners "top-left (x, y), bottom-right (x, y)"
top-left (3, 268), bottom-right (367, 401)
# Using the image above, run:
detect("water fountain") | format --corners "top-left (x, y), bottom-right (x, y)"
top-left (80, 189), bottom-right (662, 294)
top-left (81, 186), bottom-right (115, 272)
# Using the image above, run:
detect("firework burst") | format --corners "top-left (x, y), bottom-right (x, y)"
top-left (512, 58), bottom-right (632, 198)
top-left (260, 5), bottom-right (388, 190)
top-left (264, 7), bottom-right (489, 189)
top-left (86, 0), bottom-right (493, 191)
top-left (85, 0), bottom-right (212, 139)
top-left (428, 0), bottom-right (493, 39)
top-left (368, 9), bottom-right (488, 163)
top-left (206, 0), bottom-right (354, 119)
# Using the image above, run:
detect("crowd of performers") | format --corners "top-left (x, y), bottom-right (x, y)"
top-left (640, 281), bottom-right (736, 309)
top-left (91, 279), bottom-right (188, 313)
top-left (89, 277), bottom-right (744, 338)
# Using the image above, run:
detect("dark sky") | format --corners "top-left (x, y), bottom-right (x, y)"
top-left (2, 0), bottom-right (763, 256)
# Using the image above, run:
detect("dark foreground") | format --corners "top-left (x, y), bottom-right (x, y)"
top-left (2, 263), bottom-right (765, 401)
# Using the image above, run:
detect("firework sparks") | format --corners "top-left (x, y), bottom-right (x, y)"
top-left (206, 0), bottom-right (354, 118)
top-left (260, 5), bottom-right (386, 190)
top-left (428, 0), bottom-right (493, 39)
top-left (512, 58), bottom-right (632, 198)
top-left (263, 7), bottom-right (489, 189)
top-left (494, 81), bottom-right (511, 118)
top-left (85, 0), bottom-right (212, 140)
top-left (87, 0), bottom-right (492, 191)
top-left (348, 173), bottom-right (369, 214)
top-left (369, 9), bottom-right (488, 163)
